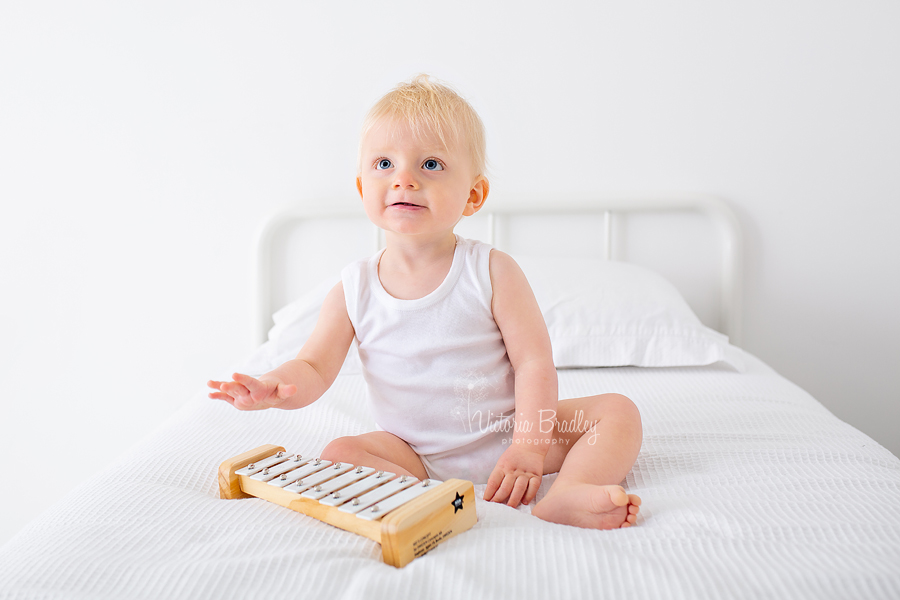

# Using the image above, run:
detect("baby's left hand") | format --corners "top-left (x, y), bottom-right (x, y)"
top-left (483, 445), bottom-right (545, 508)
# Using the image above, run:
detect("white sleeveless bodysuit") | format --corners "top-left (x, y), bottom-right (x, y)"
top-left (341, 236), bottom-right (515, 483)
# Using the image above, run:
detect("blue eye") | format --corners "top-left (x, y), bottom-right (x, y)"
top-left (376, 159), bottom-right (392, 170)
top-left (422, 159), bottom-right (443, 171)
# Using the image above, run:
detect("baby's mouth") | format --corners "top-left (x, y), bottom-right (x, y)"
top-left (391, 202), bottom-right (422, 207)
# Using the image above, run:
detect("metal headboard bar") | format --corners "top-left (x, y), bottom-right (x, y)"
top-left (254, 196), bottom-right (742, 347)
top-left (483, 210), bottom-right (613, 258)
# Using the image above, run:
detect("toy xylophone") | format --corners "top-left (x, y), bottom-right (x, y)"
top-left (218, 445), bottom-right (477, 567)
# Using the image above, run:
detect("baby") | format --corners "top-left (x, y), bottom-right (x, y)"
top-left (208, 75), bottom-right (642, 530)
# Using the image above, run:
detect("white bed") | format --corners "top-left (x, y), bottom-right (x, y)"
top-left (1, 198), bottom-right (898, 599)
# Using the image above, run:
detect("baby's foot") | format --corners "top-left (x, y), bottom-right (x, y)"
top-left (532, 482), bottom-right (640, 530)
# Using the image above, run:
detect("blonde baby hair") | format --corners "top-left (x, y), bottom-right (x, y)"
top-left (359, 74), bottom-right (487, 178)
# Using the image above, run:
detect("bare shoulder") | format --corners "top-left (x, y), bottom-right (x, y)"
top-left (320, 280), bottom-right (350, 319)
top-left (488, 249), bottom-right (530, 293)
top-left (313, 280), bottom-right (355, 340)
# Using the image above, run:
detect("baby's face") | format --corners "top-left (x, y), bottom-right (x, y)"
top-left (357, 118), bottom-right (486, 239)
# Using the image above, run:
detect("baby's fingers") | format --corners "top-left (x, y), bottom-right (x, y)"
top-left (483, 468), bottom-right (506, 502)
top-left (207, 381), bottom-right (232, 401)
top-left (522, 475), bottom-right (541, 505)
top-left (208, 391), bottom-right (234, 403)
top-left (207, 380), bottom-right (227, 391)
top-left (487, 473), bottom-right (518, 505)
top-left (219, 380), bottom-right (251, 399)
top-left (506, 476), bottom-right (532, 508)
top-left (232, 373), bottom-right (265, 393)
top-left (207, 377), bottom-right (275, 411)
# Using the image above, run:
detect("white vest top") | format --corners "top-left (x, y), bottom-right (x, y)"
top-left (341, 236), bottom-right (516, 461)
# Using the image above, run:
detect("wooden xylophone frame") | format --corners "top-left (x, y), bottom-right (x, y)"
top-left (218, 444), bottom-right (477, 568)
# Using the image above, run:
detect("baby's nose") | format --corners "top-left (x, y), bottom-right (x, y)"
top-left (392, 169), bottom-right (419, 189)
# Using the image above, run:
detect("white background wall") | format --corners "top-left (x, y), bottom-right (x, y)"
top-left (1, 1), bottom-right (898, 546)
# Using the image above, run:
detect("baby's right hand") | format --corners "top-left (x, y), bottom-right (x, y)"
top-left (207, 373), bottom-right (297, 411)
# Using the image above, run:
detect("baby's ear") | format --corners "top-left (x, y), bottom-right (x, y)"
top-left (463, 177), bottom-right (489, 216)
top-left (356, 176), bottom-right (363, 198)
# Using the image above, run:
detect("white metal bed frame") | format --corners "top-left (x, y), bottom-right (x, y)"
top-left (253, 195), bottom-right (742, 347)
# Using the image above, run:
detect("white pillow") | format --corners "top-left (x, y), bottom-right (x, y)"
top-left (513, 256), bottom-right (743, 370)
top-left (268, 278), bottom-right (336, 347)
top-left (263, 278), bottom-right (362, 374)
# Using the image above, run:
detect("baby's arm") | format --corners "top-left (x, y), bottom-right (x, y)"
top-left (483, 250), bottom-right (558, 507)
top-left (208, 282), bottom-right (355, 411)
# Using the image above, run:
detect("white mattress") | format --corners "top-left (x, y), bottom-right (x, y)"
top-left (1, 345), bottom-right (898, 599)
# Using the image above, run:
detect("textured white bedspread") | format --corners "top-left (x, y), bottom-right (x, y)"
top-left (2, 347), bottom-right (898, 599)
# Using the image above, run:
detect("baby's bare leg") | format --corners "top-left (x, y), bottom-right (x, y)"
top-left (320, 431), bottom-right (428, 480)
top-left (532, 393), bottom-right (642, 530)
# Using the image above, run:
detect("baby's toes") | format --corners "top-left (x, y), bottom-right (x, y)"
top-left (607, 485), bottom-right (630, 507)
